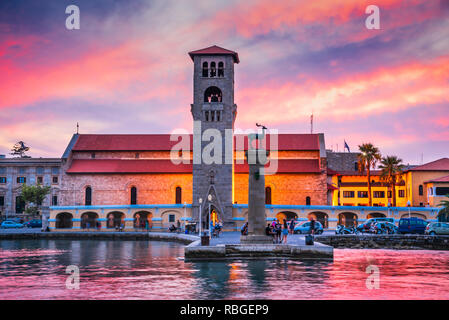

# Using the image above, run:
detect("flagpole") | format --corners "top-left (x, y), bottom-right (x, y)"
top-left (310, 113), bottom-right (313, 134)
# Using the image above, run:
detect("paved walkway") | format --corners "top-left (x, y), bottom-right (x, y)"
top-left (210, 231), bottom-right (307, 246)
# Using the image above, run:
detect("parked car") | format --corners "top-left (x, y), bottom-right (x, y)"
top-left (23, 219), bottom-right (42, 228)
top-left (0, 220), bottom-right (24, 229)
top-left (399, 217), bottom-right (427, 234)
top-left (425, 222), bottom-right (449, 235)
top-left (294, 221), bottom-right (323, 234)
top-left (372, 222), bottom-right (399, 234)
top-left (357, 217), bottom-right (395, 233)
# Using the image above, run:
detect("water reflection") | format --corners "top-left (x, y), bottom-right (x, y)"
top-left (0, 240), bottom-right (448, 300)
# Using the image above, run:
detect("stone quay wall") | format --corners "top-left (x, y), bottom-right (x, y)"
top-left (0, 231), bottom-right (199, 244)
top-left (315, 234), bottom-right (449, 250)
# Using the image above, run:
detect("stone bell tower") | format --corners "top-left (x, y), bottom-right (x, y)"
top-left (189, 45), bottom-right (239, 230)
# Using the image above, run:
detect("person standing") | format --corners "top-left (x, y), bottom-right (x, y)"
top-left (282, 221), bottom-right (289, 244)
top-left (310, 218), bottom-right (316, 235)
top-left (275, 220), bottom-right (282, 243)
top-left (289, 219), bottom-right (295, 235)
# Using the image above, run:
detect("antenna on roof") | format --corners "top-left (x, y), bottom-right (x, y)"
top-left (310, 113), bottom-right (313, 134)
top-left (76, 122), bottom-right (79, 134)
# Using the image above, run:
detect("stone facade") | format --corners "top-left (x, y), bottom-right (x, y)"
top-left (59, 172), bottom-right (192, 206)
top-left (234, 173), bottom-right (327, 206)
top-left (0, 158), bottom-right (62, 218)
top-left (190, 53), bottom-right (237, 227)
top-left (47, 47), bottom-right (332, 231)
top-left (327, 151), bottom-right (360, 171)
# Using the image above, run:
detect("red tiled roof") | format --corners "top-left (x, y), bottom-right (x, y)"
top-left (66, 159), bottom-right (192, 174)
top-left (188, 45), bottom-right (240, 63)
top-left (424, 174), bottom-right (449, 184)
top-left (72, 134), bottom-right (191, 152)
top-left (408, 158), bottom-right (449, 171)
top-left (67, 159), bottom-right (321, 174)
top-left (235, 159), bottom-right (321, 174)
top-left (71, 134), bottom-right (320, 152)
top-left (234, 134), bottom-right (319, 151)
top-left (332, 170), bottom-right (382, 176)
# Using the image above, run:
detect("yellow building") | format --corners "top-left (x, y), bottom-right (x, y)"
top-left (404, 158), bottom-right (449, 207)
top-left (328, 157), bottom-right (449, 208)
top-left (329, 170), bottom-right (407, 207)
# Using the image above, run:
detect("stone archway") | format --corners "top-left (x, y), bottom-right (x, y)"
top-left (308, 212), bottom-right (329, 228)
top-left (106, 211), bottom-right (125, 229)
top-left (400, 212), bottom-right (427, 220)
top-left (367, 212), bottom-right (386, 219)
top-left (134, 211), bottom-right (152, 229)
top-left (276, 211), bottom-right (298, 224)
top-left (80, 212), bottom-right (98, 229)
top-left (201, 204), bottom-right (222, 230)
top-left (338, 212), bottom-right (358, 227)
top-left (55, 212), bottom-right (73, 229)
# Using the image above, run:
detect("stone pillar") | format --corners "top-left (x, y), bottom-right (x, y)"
top-left (240, 149), bottom-right (272, 244)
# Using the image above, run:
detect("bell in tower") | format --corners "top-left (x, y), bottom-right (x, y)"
top-left (189, 45), bottom-right (239, 231)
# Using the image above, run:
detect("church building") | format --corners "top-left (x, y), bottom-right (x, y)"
top-left (49, 46), bottom-right (329, 231)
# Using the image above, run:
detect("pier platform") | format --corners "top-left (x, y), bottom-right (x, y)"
top-left (184, 241), bottom-right (333, 260)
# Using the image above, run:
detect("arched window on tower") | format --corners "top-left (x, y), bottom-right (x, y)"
top-left (204, 86), bottom-right (222, 103)
top-left (218, 62), bottom-right (224, 77)
top-left (419, 185), bottom-right (423, 196)
top-left (265, 187), bottom-right (272, 205)
top-left (202, 61), bottom-right (208, 77)
top-left (131, 186), bottom-right (137, 205)
top-left (175, 187), bottom-right (182, 204)
top-left (85, 186), bottom-right (92, 206)
top-left (210, 62), bottom-right (216, 77)
top-left (306, 196), bottom-right (311, 205)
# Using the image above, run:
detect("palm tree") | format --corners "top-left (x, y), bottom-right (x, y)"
top-left (438, 195), bottom-right (449, 222)
top-left (378, 156), bottom-right (405, 207)
top-left (358, 143), bottom-right (382, 206)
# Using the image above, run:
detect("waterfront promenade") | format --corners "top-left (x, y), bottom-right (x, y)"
top-left (1, 229), bottom-right (448, 251)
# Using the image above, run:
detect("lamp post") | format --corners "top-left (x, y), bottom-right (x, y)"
top-left (183, 202), bottom-right (186, 233)
top-left (407, 200), bottom-right (411, 218)
top-left (198, 198), bottom-right (203, 236)
top-left (208, 194), bottom-right (212, 238)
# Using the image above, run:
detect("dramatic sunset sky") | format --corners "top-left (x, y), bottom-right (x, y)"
top-left (1, 0), bottom-right (448, 164)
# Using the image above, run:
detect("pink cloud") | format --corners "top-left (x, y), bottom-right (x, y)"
top-left (0, 38), bottom-right (189, 109)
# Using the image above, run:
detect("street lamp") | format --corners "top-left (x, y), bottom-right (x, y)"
top-left (183, 202), bottom-right (187, 233)
top-left (198, 198), bottom-right (203, 236)
top-left (407, 200), bottom-right (411, 218)
top-left (208, 194), bottom-right (212, 238)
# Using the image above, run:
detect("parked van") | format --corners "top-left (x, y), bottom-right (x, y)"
top-left (399, 217), bottom-right (427, 234)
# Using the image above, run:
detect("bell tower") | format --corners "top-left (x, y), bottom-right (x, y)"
top-left (189, 45), bottom-right (239, 230)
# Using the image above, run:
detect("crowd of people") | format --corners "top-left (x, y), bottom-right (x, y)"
top-left (264, 219), bottom-right (296, 244)
top-left (241, 218), bottom-right (317, 244)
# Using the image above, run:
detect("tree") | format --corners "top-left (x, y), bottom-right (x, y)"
top-left (357, 143), bottom-right (382, 206)
top-left (379, 156), bottom-right (405, 207)
top-left (20, 183), bottom-right (51, 216)
top-left (438, 195), bottom-right (449, 222)
top-left (10, 141), bottom-right (30, 158)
